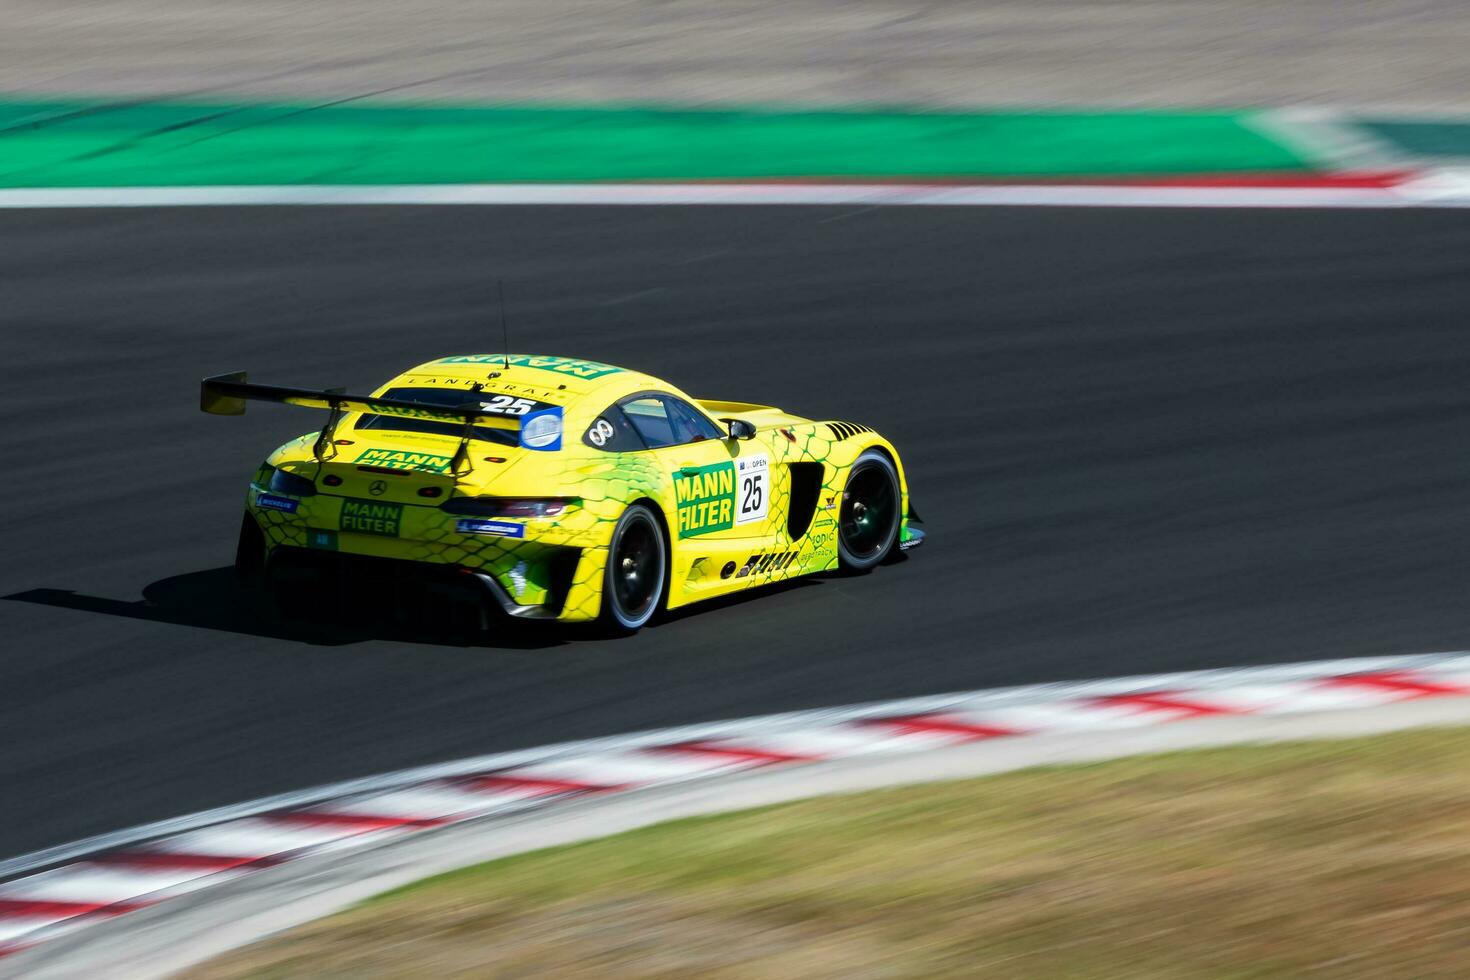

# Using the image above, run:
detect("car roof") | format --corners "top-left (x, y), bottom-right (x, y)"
top-left (382, 353), bottom-right (674, 412)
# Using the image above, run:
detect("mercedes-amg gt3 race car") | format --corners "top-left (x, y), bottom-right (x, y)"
top-left (204, 354), bottom-right (923, 633)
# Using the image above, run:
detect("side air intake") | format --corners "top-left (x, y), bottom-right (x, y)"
top-left (786, 462), bottom-right (824, 541)
top-left (825, 421), bottom-right (873, 441)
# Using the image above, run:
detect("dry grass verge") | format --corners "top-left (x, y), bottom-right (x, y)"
top-left (189, 728), bottom-right (1470, 978)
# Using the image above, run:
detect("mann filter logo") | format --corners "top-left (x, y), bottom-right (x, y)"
top-left (340, 499), bottom-right (403, 537)
top-left (439, 354), bottom-right (623, 380)
top-left (355, 448), bottom-right (452, 474)
top-left (675, 461), bottom-right (735, 538)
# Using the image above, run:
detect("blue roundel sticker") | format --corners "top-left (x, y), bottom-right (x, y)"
top-left (519, 406), bottom-right (563, 451)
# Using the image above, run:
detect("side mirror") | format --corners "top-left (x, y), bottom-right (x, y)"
top-left (724, 418), bottom-right (757, 441)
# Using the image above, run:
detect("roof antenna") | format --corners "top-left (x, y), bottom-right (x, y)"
top-left (497, 279), bottom-right (511, 370)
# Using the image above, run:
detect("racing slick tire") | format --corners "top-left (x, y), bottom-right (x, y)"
top-left (837, 449), bottom-right (902, 573)
top-left (234, 511), bottom-right (265, 585)
top-left (234, 511), bottom-right (283, 621)
top-left (600, 503), bottom-right (667, 634)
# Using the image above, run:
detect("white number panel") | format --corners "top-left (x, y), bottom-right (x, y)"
top-left (734, 453), bottom-right (770, 527)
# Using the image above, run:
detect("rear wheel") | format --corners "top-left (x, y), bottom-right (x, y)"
top-left (234, 512), bottom-right (265, 584)
top-left (838, 450), bottom-right (901, 572)
top-left (600, 504), bottom-right (667, 633)
top-left (234, 512), bottom-right (282, 621)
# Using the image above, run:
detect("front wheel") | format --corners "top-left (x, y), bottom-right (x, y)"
top-left (838, 450), bottom-right (901, 573)
top-left (600, 504), bottom-right (667, 633)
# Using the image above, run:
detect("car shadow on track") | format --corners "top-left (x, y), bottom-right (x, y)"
top-left (4, 562), bottom-right (856, 649)
top-left (4, 567), bottom-right (572, 650)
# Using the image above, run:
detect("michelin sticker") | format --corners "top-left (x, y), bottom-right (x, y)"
top-left (456, 519), bottom-right (526, 538)
top-left (255, 493), bottom-right (299, 514)
top-left (734, 453), bottom-right (770, 527)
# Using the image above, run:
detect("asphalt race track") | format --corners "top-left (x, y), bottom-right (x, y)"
top-left (2, 205), bottom-right (1468, 858)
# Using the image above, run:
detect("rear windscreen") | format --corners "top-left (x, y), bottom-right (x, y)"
top-left (354, 387), bottom-right (519, 446)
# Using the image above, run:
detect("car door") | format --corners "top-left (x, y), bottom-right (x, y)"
top-left (615, 393), bottom-right (778, 595)
top-left (617, 394), bottom-right (738, 537)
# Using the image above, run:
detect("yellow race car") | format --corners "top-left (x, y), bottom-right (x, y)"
top-left (203, 354), bottom-right (923, 633)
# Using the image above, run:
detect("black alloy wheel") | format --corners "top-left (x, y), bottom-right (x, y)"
top-left (602, 503), bottom-right (667, 632)
top-left (838, 449), bottom-right (901, 572)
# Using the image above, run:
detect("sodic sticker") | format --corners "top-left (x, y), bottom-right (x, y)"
top-left (355, 448), bottom-right (452, 473)
top-left (255, 493), bottom-right (299, 514)
top-left (340, 499), bottom-right (402, 537)
top-left (456, 518), bottom-right (526, 538)
top-left (675, 460), bottom-right (735, 538)
top-left (439, 354), bottom-right (623, 380)
top-left (733, 454), bottom-right (769, 527)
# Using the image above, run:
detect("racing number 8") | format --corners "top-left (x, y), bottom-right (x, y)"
top-left (588, 418), bottom-right (616, 446)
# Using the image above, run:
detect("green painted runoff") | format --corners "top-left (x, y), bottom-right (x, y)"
top-left (0, 98), bottom-right (1313, 187)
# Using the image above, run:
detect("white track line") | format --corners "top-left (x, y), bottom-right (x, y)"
top-left (0, 917), bottom-right (61, 944)
top-left (501, 749), bottom-right (755, 785)
top-left (698, 725), bottom-right (950, 758)
top-left (310, 784), bottom-right (529, 821)
top-left (148, 819), bottom-right (371, 859)
top-left (0, 180), bottom-right (1467, 209)
top-left (0, 865), bottom-right (242, 906)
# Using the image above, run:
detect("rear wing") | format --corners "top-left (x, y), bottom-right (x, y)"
top-left (201, 371), bottom-right (520, 427)
top-left (200, 372), bottom-right (563, 470)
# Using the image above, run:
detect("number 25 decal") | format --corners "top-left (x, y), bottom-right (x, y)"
top-left (734, 454), bottom-right (769, 526)
top-left (480, 395), bottom-right (537, 416)
top-left (741, 476), bottom-right (762, 514)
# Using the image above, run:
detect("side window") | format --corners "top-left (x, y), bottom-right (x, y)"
top-left (621, 394), bottom-right (724, 449)
top-left (583, 405), bottom-right (646, 452)
top-left (665, 396), bottom-right (725, 444)
top-left (621, 396), bottom-right (677, 448)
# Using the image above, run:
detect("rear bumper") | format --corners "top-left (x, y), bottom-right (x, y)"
top-left (265, 545), bottom-right (583, 628)
top-left (246, 484), bottom-right (602, 621)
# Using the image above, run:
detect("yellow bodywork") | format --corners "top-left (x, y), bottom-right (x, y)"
top-left (242, 354), bottom-right (913, 623)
